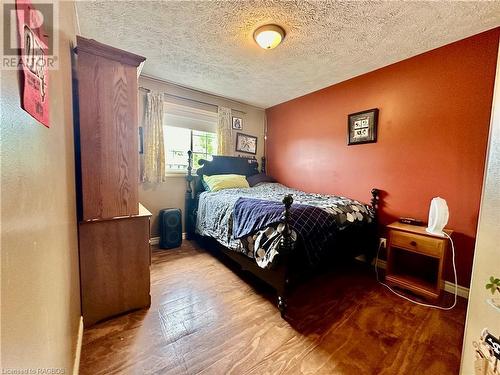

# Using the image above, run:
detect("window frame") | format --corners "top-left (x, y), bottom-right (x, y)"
top-left (162, 101), bottom-right (218, 175)
top-left (164, 125), bottom-right (217, 174)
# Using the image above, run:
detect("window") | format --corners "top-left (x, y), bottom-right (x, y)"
top-left (164, 127), bottom-right (217, 171)
top-left (163, 102), bottom-right (218, 172)
top-left (192, 129), bottom-right (217, 169)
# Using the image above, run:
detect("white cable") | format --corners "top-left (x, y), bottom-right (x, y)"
top-left (375, 231), bottom-right (458, 310)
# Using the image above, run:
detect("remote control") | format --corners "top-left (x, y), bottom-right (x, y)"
top-left (399, 217), bottom-right (424, 226)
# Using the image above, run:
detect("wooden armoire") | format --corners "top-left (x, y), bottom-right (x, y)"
top-left (74, 36), bottom-right (151, 327)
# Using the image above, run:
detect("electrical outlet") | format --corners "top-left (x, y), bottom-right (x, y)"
top-left (379, 238), bottom-right (387, 248)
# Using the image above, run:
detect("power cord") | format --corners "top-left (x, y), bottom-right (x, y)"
top-left (375, 231), bottom-right (458, 310)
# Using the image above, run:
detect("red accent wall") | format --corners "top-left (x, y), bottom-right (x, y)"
top-left (266, 29), bottom-right (499, 287)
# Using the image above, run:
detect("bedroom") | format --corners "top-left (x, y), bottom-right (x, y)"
top-left (1, 1), bottom-right (500, 374)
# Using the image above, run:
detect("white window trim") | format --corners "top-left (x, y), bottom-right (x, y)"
top-left (164, 102), bottom-right (217, 132)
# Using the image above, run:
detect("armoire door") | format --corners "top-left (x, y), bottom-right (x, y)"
top-left (76, 36), bottom-right (145, 220)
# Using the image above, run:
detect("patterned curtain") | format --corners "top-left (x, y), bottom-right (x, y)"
top-left (143, 92), bottom-right (166, 183)
top-left (217, 106), bottom-right (233, 156)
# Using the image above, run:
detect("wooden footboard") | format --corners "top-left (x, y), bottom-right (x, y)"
top-left (275, 190), bottom-right (379, 317)
top-left (277, 189), bottom-right (380, 260)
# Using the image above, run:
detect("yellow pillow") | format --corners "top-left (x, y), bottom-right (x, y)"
top-left (203, 174), bottom-right (249, 192)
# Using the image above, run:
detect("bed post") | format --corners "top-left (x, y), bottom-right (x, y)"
top-left (371, 188), bottom-right (380, 221)
top-left (261, 157), bottom-right (266, 174)
top-left (280, 194), bottom-right (294, 254)
top-left (277, 194), bottom-right (293, 317)
top-left (186, 150), bottom-right (193, 193)
top-left (368, 188), bottom-right (381, 260)
top-left (185, 150), bottom-right (195, 240)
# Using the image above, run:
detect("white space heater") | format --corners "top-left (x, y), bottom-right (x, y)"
top-left (426, 197), bottom-right (449, 237)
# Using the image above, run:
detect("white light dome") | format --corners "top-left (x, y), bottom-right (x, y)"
top-left (254, 24), bottom-right (286, 50)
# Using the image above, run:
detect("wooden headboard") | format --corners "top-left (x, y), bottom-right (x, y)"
top-left (196, 155), bottom-right (260, 177)
top-left (186, 153), bottom-right (263, 197)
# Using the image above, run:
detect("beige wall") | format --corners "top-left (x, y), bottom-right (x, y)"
top-left (138, 76), bottom-right (266, 236)
top-left (1, 2), bottom-right (81, 372)
top-left (461, 41), bottom-right (500, 374)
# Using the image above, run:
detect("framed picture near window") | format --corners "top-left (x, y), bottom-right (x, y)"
top-left (235, 133), bottom-right (257, 155)
top-left (232, 116), bottom-right (243, 130)
top-left (347, 108), bottom-right (379, 145)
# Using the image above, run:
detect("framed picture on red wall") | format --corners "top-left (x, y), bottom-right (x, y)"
top-left (347, 108), bottom-right (378, 145)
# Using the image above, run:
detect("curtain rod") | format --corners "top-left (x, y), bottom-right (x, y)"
top-left (138, 86), bottom-right (246, 115)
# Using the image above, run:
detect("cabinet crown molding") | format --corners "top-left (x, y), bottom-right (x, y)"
top-left (75, 35), bottom-right (146, 67)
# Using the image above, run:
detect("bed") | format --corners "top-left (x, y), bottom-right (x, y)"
top-left (185, 152), bottom-right (380, 317)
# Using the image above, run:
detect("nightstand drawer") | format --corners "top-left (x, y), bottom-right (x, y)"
top-left (390, 231), bottom-right (443, 258)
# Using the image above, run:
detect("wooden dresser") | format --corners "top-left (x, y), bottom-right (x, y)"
top-left (79, 204), bottom-right (151, 326)
top-left (74, 36), bottom-right (149, 327)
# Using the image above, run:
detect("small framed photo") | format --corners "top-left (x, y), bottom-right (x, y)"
top-left (235, 133), bottom-right (257, 155)
top-left (232, 116), bottom-right (243, 130)
top-left (347, 108), bottom-right (379, 145)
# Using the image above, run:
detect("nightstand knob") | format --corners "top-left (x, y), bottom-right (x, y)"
top-left (410, 240), bottom-right (417, 246)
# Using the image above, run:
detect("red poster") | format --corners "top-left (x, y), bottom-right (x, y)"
top-left (16, 0), bottom-right (50, 127)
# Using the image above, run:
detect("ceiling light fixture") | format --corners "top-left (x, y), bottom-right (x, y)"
top-left (254, 24), bottom-right (286, 50)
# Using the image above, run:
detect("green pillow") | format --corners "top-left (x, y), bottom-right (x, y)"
top-left (202, 174), bottom-right (250, 192)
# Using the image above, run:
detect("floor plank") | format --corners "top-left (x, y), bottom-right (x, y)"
top-left (80, 240), bottom-right (466, 375)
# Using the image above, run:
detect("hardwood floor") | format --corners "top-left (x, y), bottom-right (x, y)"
top-left (80, 240), bottom-right (466, 375)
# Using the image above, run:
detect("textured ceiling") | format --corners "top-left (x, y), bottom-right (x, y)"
top-left (76, 1), bottom-right (500, 108)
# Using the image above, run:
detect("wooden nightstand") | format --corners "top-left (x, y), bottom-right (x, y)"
top-left (385, 222), bottom-right (452, 300)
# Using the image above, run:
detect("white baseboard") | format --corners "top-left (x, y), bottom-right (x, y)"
top-left (445, 281), bottom-right (470, 299)
top-left (373, 259), bottom-right (469, 299)
top-left (150, 233), bottom-right (186, 246)
top-left (72, 316), bottom-right (84, 375)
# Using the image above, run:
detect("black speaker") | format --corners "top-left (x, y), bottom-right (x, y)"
top-left (159, 208), bottom-right (182, 249)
